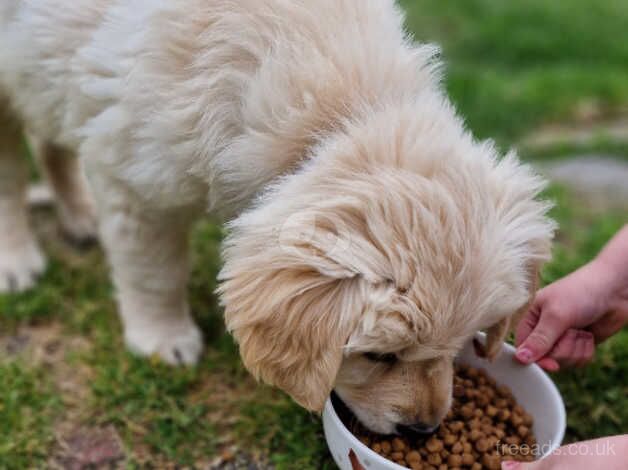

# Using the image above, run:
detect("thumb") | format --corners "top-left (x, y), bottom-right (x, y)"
top-left (515, 303), bottom-right (566, 364)
top-left (515, 300), bottom-right (542, 348)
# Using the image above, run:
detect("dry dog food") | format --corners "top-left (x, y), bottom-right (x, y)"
top-left (337, 364), bottom-right (538, 470)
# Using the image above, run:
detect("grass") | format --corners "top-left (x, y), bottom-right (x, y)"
top-left (401, 0), bottom-right (628, 146)
top-left (0, 362), bottom-right (61, 468)
top-left (1, 1), bottom-right (628, 469)
top-left (539, 186), bottom-right (628, 442)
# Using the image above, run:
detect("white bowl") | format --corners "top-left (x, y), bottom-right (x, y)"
top-left (323, 334), bottom-right (566, 469)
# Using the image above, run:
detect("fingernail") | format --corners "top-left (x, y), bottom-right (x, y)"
top-left (516, 347), bottom-right (533, 363)
top-left (502, 461), bottom-right (522, 470)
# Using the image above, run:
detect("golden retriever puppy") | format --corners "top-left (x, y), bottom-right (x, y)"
top-left (0, 0), bottom-right (554, 433)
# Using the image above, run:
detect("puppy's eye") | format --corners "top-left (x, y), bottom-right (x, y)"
top-left (363, 352), bottom-right (397, 364)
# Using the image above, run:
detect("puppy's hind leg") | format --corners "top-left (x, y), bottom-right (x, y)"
top-left (0, 103), bottom-right (46, 292)
top-left (92, 181), bottom-right (203, 365)
top-left (29, 136), bottom-right (98, 246)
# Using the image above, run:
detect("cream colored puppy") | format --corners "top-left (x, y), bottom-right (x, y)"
top-left (0, 0), bottom-right (554, 433)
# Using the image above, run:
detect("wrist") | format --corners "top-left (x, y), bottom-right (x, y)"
top-left (594, 225), bottom-right (628, 287)
top-left (589, 255), bottom-right (628, 324)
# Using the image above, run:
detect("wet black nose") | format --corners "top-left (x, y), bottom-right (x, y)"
top-left (396, 422), bottom-right (440, 436)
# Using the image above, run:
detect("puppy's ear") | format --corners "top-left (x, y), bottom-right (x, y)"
top-left (220, 268), bottom-right (360, 411)
top-left (484, 263), bottom-right (541, 360)
top-left (218, 212), bottom-right (363, 412)
top-left (483, 317), bottom-right (512, 360)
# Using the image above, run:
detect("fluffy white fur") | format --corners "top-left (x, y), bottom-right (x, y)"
top-left (0, 0), bottom-right (555, 431)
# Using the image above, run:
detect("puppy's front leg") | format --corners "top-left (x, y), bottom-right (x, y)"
top-left (96, 190), bottom-right (203, 365)
top-left (0, 106), bottom-right (46, 292)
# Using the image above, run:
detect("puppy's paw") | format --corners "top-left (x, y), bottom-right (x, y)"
top-left (124, 318), bottom-right (204, 366)
top-left (58, 205), bottom-right (99, 248)
top-left (0, 239), bottom-right (46, 293)
top-left (153, 326), bottom-right (204, 366)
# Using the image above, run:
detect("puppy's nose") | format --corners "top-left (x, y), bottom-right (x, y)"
top-left (396, 422), bottom-right (440, 436)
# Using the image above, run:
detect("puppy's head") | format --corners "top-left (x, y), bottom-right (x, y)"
top-left (218, 105), bottom-right (555, 433)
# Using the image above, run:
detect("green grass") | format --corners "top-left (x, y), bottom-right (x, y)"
top-left (1, 1), bottom-right (628, 468)
top-left (236, 395), bottom-right (334, 469)
top-left (1, 189), bottom-right (626, 469)
top-left (540, 186), bottom-right (628, 442)
top-left (87, 353), bottom-right (217, 464)
top-left (0, 362), bottom-right (61, 468)
top-left (400, 0), bottom-right (628, 146)
top-left (1, 210), bottom-right (335, 469)
top-left (554, 330), bottom-right (628, 441)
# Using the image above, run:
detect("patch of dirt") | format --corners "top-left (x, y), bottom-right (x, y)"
top-left (193, 377), bottom-right (255, 430)
top-left (209, 449), bottom-right (273, 470)
top-left (521, 117), bottom-right (628, 149)
top-left (50, 425), bottom-right (125, 470)
top-left (1, 323), bottom-right (89, 367)
top-left (539, 155), bottom-right (628, 211)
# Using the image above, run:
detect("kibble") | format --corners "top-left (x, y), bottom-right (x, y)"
top-left (337, 363), bottom-right (538, 469)
top-left (426, 438), bottom-right (444, 453)
top-left (427, 453), bottom-right (442, 465)
top-left (393, 437), bottom-right (406, 451)
top-left (475, 438), bottom-right (490, 453)
top-left (461, 453), bottom-right (474, 466)
top-left (450, 441), bottom-right (463, 454)
top-left (381, 440), bottom-right (392, 454)
top-left (482, 453), bottom-right (502, 470)
top-left (447, 454), bottom-right (463, 467)
top-left (406, 450), bottom-right (421, 463)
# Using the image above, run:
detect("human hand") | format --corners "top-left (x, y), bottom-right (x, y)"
top-left (515, 258), bottom-right (628, 371)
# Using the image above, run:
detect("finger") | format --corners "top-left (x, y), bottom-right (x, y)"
top-left (349, 450), bottom-right (365, 470)
top-left (515, 301), bottom-right (542, 347)
top-left (566, 332), bottom-right (587, 368)
top-left (536, 356), bottom-right (560, 372)
top-left (575, 331), bottom-right (596, 367)
top-left (547, 329), bottom-right (595, 368)
top-left (546, 329), bottom-right (579, 367)
top-left (516, 307), bottom-right (568, 364)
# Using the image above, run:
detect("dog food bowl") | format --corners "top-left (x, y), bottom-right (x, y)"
top-left (323, 334), bottom-right (566, 469)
